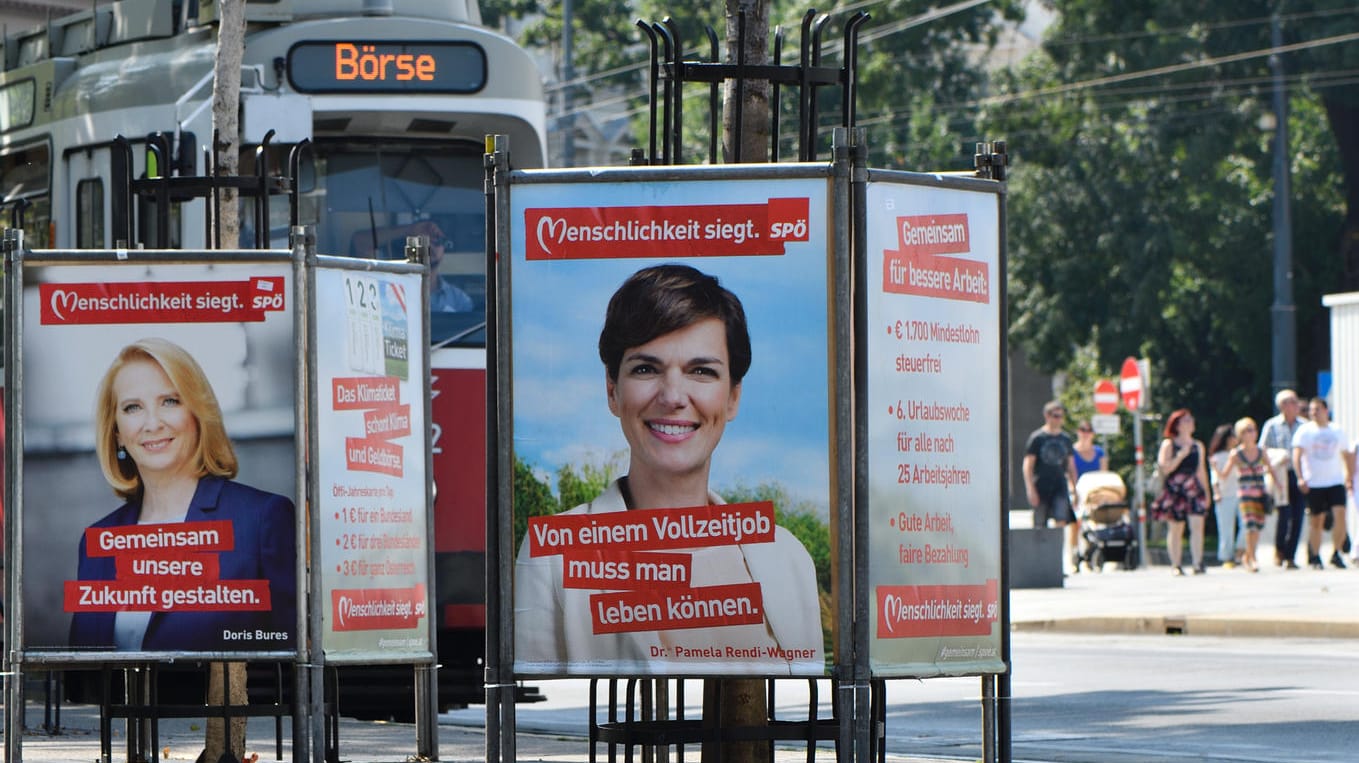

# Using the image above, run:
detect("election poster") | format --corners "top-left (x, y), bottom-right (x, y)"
top-left (863, 178), bottom-right (1005, 676)
top-left (508, 172), bottom-right (836, 676)
top-left (18, 258), bottom-right (300, 657)
top-left (314, 265), bottom-right (431, 659)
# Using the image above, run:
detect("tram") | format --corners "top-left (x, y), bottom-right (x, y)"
top-left (1, 0), bottom-right (546, 717)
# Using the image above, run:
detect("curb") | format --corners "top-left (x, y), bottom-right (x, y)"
top-left (1013, 615), bottom-right (1359, 638)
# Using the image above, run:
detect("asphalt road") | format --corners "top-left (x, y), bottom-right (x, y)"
top-left (435, 630), bottom-right (1359, 763)
top-left (8, 630), bottom-right (1356, 761)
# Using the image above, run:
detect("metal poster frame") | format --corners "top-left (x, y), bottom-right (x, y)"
top-left (854, 159), bottom-right (1010, 760)
top-left (486, 135), bottom-right (855, 761)
top-left (306, 242), bottom-right (439, 762)
top-left (2, 235), bottom-right (309, 761)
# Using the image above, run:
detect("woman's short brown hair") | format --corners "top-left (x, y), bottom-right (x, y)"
top-left (94, 338), bottom-right (238, 500)
top-left (1163, 408), bottom-right (1193, 440)
top-left (598, 264), bottom-right (752, 384)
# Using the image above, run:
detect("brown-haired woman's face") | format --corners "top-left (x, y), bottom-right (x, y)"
top-left (1173, 414), bottom-right (1193, 437)
top-left (606, 318), bottom-right (741, 487)
top-left (113, 359), bottom-right (200, 482)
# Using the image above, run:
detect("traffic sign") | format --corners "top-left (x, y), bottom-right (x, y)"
top-left (1120, 357), bottom-right (1142, 411)
top-left (1093, 379), bottom-right (1119, 414)
top-left (1091, 413), bottom-right (1121, 435)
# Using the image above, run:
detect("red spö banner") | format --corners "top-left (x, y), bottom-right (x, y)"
top-left (590, 582), bottom-right (765, 634)
top-left (84, 520), bottom-right (235, 558)
top-left (527, 501), bottom-right (775, 557)
top-left (332, 583), bottom-right (427, 631)
top-left (64, 579), bottom-right (272, 613)
top-left (875, 579), bottom-right (1000, 639)
top-left (561, 549), bottom-right (694, 591)
top-left (39, 277), bottom-right (286, 324)
top-left (881, 213), bottom-right (990, 304)
top-left (524, 197), bottom-right (810, 260)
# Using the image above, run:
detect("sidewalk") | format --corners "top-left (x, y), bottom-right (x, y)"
top-left (1011, 555), bottom-right (1359, 638)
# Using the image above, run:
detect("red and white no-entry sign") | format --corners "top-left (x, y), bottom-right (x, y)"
top-left (1093, 379), bottom-right (1119, 414)
top-left (1119, 357), bottom-right (1142, 411)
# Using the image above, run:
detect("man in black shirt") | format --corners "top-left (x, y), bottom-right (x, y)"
top-left (1023, 400), bottom-right (1079, 572)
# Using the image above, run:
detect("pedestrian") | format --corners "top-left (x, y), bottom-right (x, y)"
top-left (1258, 389), bottom-right (1307, 569)
top-left (1219, 417), bottom-right (1272, 572)
top-left (1023, 401), bottom-right (1079, 573)
top-left (1073, 418), bottom-right (1109, 477)
top-left (1352, 437), bottom-right (1359, 566)
top-left (1291, 397), bottom-right (1353, 569)
top-left (1207, 423), bottom-right (1241, 568)
top-left (1150, 409), bottom-right (1209, 575)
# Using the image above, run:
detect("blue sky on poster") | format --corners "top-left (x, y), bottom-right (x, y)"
top-left (510, 178), bottom-right (833, 517)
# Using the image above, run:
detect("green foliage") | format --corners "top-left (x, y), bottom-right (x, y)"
top-left (986, 1), bottom-right (1351, 433)
top-left (720, 480), bottom-right (834, 659)
top-left (556, 458), bottom-right (621, 510)
top-left (719, 481), bottom-right (832, 594)
top-left (513, 456), bottom-right (558, 548)
top-left (486, 0), bottom-right (1026, 170)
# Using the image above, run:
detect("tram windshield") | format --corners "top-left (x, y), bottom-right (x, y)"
top-left (299, 140), bottom-right (488, 348)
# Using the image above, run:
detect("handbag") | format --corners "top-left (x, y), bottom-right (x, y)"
top-left (1148, 464), bottom-right (1166, 498)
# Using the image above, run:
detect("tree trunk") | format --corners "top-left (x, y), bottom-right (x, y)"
top-left (206, 3), bottom-right (247, 761)
top-left (205, 662), bottom-right (248, 763)
top-left (721, 0), bottom-right (771, 164)
top-left (1322, 94), bottom-right (1359, 292)
top-left (703, 3), bottom-right (772, 763)
top-left (212, 0), bottom-right (245, 249)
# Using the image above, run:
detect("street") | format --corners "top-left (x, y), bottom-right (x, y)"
top-left (457, 631), bottom-right (1359, 763)
top-left (888, 632), bottom-right (1358, 762)
top-left (8, 629), bottom-right (1356, 761)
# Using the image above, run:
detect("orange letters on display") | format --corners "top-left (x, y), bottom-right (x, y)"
top-left (334, 43), bottom-right (436, 82)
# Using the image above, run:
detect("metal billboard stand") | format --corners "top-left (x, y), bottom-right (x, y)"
top-left (484, 128), bottom-right (1011, 763)
top-left (2, 233), bottom-right (310, 763)
top-left (307, 238), bottom-right (439, 763)
top-left (487, 130), bottom-right (857, 761)
top-left (1, 223), bottom-right (441, 763)
top-left (485, 4), bottom-right (1011, 760)
top-left (854, 143), bottom-right (1011, 763)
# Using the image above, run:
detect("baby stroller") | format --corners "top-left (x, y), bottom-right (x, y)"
top-left (1075, 470), bottom-right (1138, 571)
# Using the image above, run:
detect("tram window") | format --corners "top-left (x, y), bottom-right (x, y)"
top-left (76, 179), bottom-right (104, 248)
top-left (1, 143), bottom-right (51, 246)
top-left (0, 79), bottom-right (35, 132)
top-left (307, 142), bottom-right (488, 346)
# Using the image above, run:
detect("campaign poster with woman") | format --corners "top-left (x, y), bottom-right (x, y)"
top-left (508, 174), bottom-right (836, 676)
top-left (17, 260), bottom-right (299, 655)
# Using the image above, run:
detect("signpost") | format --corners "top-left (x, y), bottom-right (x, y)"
top-left (1120, 357), bottom-right (1149, 569)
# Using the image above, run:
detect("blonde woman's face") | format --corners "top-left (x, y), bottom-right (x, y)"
top-left (113, 359), bottom-right (201, 482)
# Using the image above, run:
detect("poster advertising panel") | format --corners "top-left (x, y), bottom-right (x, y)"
top-left (17, 257), bottom-right (300, 658)
top-left (314, 264), bottom-right (432, 659)
top-left (510, 172), bottom-right (834, 676)
top-left (864, 178), bottom-right (1005, 676)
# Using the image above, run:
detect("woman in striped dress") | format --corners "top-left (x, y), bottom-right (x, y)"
top-left (1220, 417), bottom-right (1271, 572)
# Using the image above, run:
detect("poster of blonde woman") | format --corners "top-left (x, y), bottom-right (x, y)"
top-left (17, 260), bottom-right (300, 656)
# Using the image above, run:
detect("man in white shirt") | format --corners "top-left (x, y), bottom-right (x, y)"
top-left (1291, 397), bottom-right (1354, 569)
